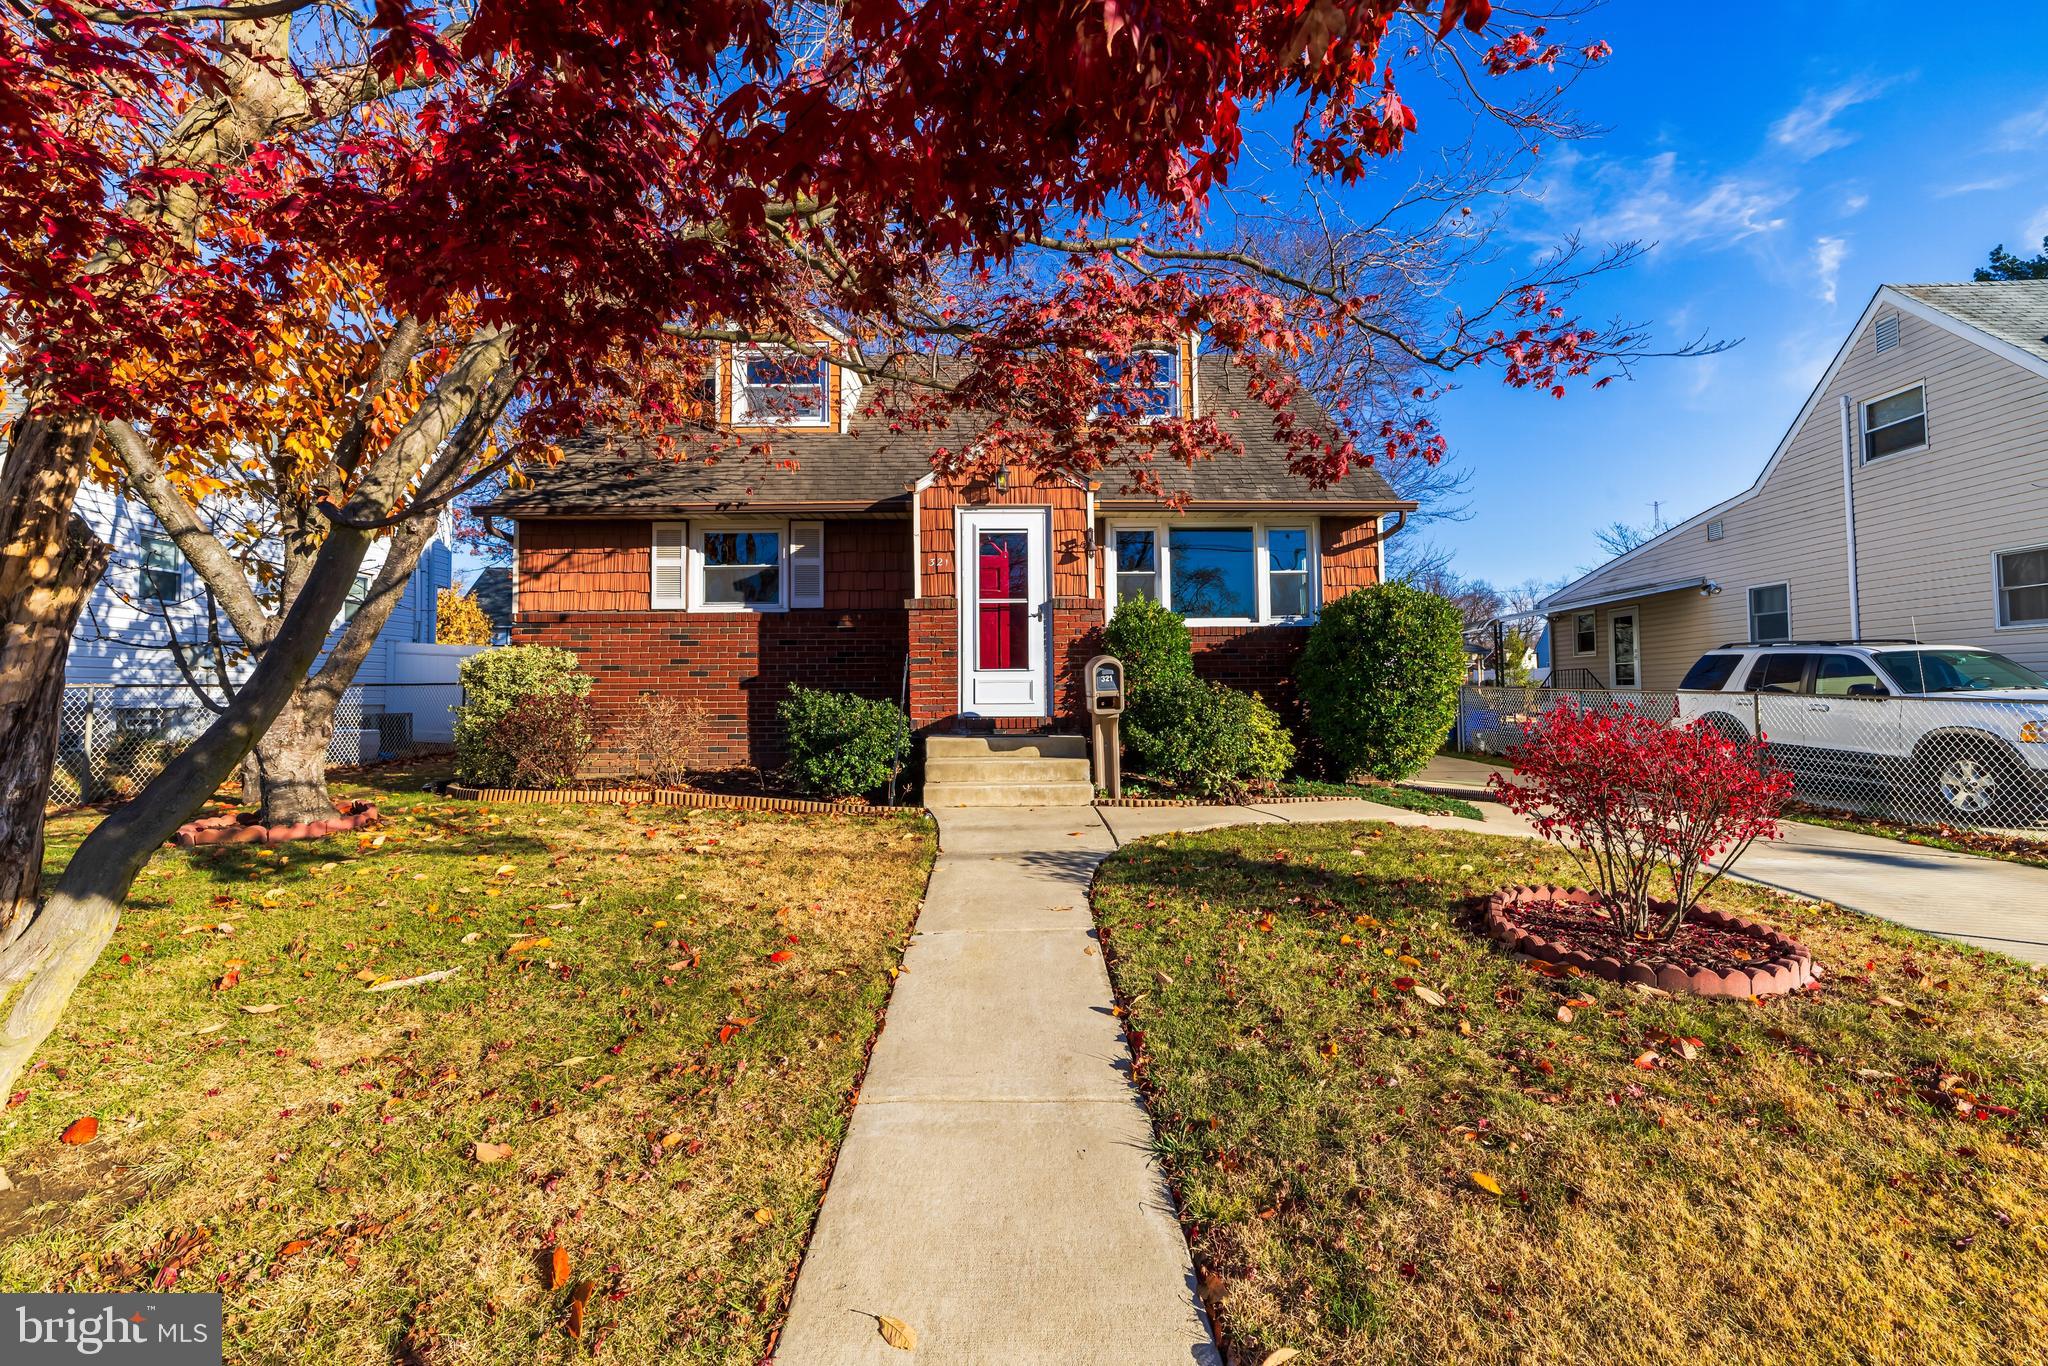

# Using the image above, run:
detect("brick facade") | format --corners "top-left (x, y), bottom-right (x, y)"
top-left (511, 481), bottom-right (1383, 766)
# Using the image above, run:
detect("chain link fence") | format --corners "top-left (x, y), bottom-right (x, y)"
top-left (51, 683), bottom-right (462, 806)
top-left (1457, 685), bottom-right (2048, 833)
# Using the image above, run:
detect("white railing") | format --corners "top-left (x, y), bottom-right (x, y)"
top-left (50, 682), bottom-right (461, 806)
top-left (1457, 684), bottom-right (2048, 833)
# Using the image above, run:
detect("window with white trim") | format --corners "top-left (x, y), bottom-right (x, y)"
top-left (1266, 528), bottom-right (1310, 619)
top-left (731, 347), bottom-right (827, 426)
top-left (1105, 521), bottom-right (1313, 624)
top-left (1094, 347), bottom-right (1179, 420)
top-left (1996, 545), bottom-right (2048, 627)
top-left (1113, 528), bottom-right (1159, 603)
top-left (1573, 612), bottom-right (1595, 655)
top-left (1748, 583), bottom-right (1791, 642)
top-left (1862, 384), bottom-right (1926, 461)
top-left (696, 526), bottom-right (783, 609)
top-left (138, 531), bottom-right (181, 601)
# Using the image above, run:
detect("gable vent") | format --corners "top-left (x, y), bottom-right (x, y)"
top-left (1873, 314), bottom-right (1901, 354)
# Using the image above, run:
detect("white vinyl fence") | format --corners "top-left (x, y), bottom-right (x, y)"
top-left (51, 682), bottom-right (461, 806)
top-left (1457, 685), bottom-right (2048, 833)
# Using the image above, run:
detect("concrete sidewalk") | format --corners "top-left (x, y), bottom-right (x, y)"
top-left (774, 804), bottom-right (1220, 1365)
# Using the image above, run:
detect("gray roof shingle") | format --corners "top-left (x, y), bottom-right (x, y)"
top-left (486, 355), bottom-right (1410, 516)
top-left (1893, 280), bottom-right (2048, 365)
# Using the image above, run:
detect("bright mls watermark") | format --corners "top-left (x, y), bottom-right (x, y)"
top-left (4, 1295), bottom-right (220, 1364)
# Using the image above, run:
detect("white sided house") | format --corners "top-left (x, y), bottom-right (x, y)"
top-left (64, 481), bottom-right (460, 747)
top-left (1544, 280), bottom-right (2048, 691)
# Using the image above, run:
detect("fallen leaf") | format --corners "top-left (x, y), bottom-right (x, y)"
top-left (1470, 1171), bottom-right (1503, 1197)
top-left (1555, 1006), bottom-right (1574, 1024)
top-left (546, 1246), bottom-right (570, 1290)
top-left (1261, 1351), bottom-right (1302, 1366)
top-left (277, 1238), bottom-right (313, 1259)
top-left (752, 1207), bottom-right (775, 1225)
top-left (240, 1003), bottom-right (283, 1015)
top-left (59, 1116), bottom-right (98, 1145)
top-left (1876, 995), bottom-right (1908, 1009)
top-left (1633, 1051), bottom-right (1660, 1070)
top-left (877, 1315), bottom-right (917, 1351)
top-left (367, 967), bottom-right (460, 992)
top-left (768, 950), bottom-right (792, 963)
top-left (0, 1168), bottom-right (11, 1191)
top-left (567, 1278), bottom-right (595, 1338)
top-left (507, 936), bottom-right (551, 954)
top-left (472, 1142), bottom-right (515, 1165)
top-left (1413, 986), bottom-right (1447, 1008)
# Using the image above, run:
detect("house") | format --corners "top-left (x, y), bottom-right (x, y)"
top-left (465, 566), bottom-right (514, 645)
top-left (65, 481), bottom-right (457, 742)
top-left (1542, 281), bottom-right (2048, 691)
top-left (481, 341), bottom-right (1415, 774)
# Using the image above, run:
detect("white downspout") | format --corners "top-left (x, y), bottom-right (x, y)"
top-left (1839, 395), bottom-right (1861, 639)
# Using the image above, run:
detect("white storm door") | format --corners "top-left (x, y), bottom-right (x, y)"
top-left (958, 508), bottom-right (1050, 717)
top-left (1610, 608), bottom-right (1640, 690)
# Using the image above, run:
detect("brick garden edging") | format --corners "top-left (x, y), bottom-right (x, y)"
top-left (174, 800), bottom-right (381, 848)
top-left (1480, 885), bottom-right (1816, 999)
top-left (442, 783), bottom-right (923, 817)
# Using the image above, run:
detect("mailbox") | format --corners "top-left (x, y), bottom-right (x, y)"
top-left (1087, 655), bottom-right (1125, 716)
top-left (1085, 655), bottom-right (1126, 797)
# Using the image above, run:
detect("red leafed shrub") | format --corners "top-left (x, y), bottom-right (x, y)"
top-left (1488, 702), bottom-right (1793, 939)
top-left (490, 693), bottom-right (603, 790)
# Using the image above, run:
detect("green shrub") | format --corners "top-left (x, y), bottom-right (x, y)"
top-left (1124, 676), bottom-right (1294, 801)
top-left (1101, 596), bottom-right (1194, 707)
top-left (777, 686), bottom-right (910, 798)
top-left (1295, 582), bottom-right (1465, 781)
top-left (454, 646), bottom-right (592, 785)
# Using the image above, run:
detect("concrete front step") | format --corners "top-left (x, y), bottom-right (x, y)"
top-left (923, 780), bottom-right (1097, 807)
top-left (925, 755), bottom-right (1092, 785)
top-left (924, 733), bottom-right (1088, 761)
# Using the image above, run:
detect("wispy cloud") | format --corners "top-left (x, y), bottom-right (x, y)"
top-left (1531, 150), bottom-right (1793, 252)
top-left (1996, 97), bottom-right (2048, 151)
top-left (2025, 205), bottom-right (2048, 248)
top-left (1770, 78), bottom-right (1900, 159)
top-left (1936, 172), bottom-right (2023, 197)
top-left (1814, 236), bottom-right (1849, 306)
top-left (1840, 188), bottom-right (1870, 216)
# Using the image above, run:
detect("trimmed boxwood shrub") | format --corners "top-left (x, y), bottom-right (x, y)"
top-left (777, 686), bottom-right (911, 798)
top-left (455, 646), bottom-right (593, 785)
top-left (1101, 595), bottom-right (1194, 706)
top-left (1295, 581), bottom-right (1466, 781)
top-left (1125, 675), bottom-right (1294, 801)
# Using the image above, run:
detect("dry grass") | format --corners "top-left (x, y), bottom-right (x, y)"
top-left (1, 762), bottom-right (935, 1364)
top-left (1094, 822), bottom-right (2048, 1365)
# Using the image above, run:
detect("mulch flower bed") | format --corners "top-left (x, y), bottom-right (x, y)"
top-left (1479, 885), bottom-right (1816, 999)
top-left (174, 799), bottom-right (381, 848)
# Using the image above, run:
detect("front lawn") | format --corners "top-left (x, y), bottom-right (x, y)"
top-left (1094, 821), bottom-right (2048, 1363)
top-left (1, 764), bottom-right (935, 1363)
top-left (1277, 779), bottom-right (1485, 821)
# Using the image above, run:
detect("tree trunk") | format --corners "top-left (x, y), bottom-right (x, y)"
top-left (0, 519), bottom-right (376, 1096)
top-left (244, 694), bottom-right (342, 827)
top-left (0, 415), bottom-right (109, 944)
top-left (241, 510), bottom-right (442, 825)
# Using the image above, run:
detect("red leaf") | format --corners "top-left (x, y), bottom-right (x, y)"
top-left (60, 1116), bottom-right (99, 1145)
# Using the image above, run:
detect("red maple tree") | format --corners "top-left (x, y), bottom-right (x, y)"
top-left (0, 0), bottom-right (1627, 1093)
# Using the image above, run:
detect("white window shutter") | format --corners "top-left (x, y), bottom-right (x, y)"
top-left (652, 522), bottom-right (687, 607)
top-left (788, 521), bottom-right (825, 608)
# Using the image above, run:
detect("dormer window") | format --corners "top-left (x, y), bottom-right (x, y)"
top-left (732, 346), bottom-right (827, 426)
top-left (1095, 347), bottom-right (1179, 420)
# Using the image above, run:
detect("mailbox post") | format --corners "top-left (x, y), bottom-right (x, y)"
top-left (1085, 654), bottom-right (1126, 799)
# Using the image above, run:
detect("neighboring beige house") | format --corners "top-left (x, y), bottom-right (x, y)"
top-left (1543, 280), bottom-right (2048, 691)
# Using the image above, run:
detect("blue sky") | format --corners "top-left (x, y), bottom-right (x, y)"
top-left (1344, 2), bottom-right (2048, 589)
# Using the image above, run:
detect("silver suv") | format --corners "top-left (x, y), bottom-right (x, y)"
top-left (1673, 641), bottom-right (2048, 821)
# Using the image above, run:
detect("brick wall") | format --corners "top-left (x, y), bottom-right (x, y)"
top-left (514, 609), bottom-right (907, 771)
top-left (1190, 624), bottom-right (1310, 719)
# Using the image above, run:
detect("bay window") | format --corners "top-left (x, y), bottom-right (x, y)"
top-left (1106, 521), bottom-right (1315, 624)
